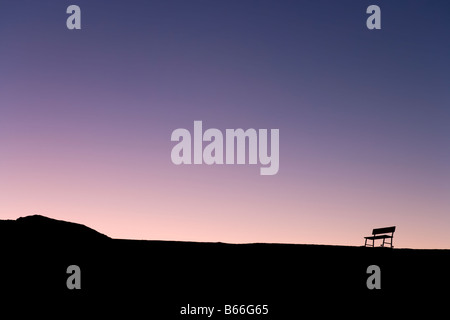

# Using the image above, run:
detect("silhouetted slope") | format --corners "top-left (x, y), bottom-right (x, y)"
top-left (0, 215), bottom-right (109, 243)
top-left (1, 215), bottom-right (449, 317)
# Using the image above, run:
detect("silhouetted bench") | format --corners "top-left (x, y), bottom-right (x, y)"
top-left (364, 226), bottom-right (396, 248)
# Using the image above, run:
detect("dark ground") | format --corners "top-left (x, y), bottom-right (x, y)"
top-left (1, 215), bottom-right (449, 317)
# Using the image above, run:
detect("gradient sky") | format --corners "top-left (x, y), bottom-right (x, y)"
top-left (1, 1), bottom-right (449, 248)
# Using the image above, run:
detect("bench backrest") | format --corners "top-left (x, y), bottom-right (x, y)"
top-left (372, 226), bottom-right (396, 235)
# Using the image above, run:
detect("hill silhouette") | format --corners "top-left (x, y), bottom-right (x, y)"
top-left (1, 215), bottom-right (449, 317)
top-left (0, 215), bottom-right (109, 243)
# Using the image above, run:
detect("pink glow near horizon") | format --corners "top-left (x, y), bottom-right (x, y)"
top-left (1, 143), bottom-right (448, 249)
top-left (1, 1), bottom-right (449, 250)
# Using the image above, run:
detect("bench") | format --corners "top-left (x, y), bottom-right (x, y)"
top-left (364, 226), bottom-right (396, 248)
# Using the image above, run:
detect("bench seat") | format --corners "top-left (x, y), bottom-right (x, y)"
top-left (364, 226), bottom-right (396, 247)
top-left (364, 235), bottom-right (393, 240)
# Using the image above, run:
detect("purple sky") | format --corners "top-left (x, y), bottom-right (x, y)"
top-left (1, 1), bottom-right (449, 248)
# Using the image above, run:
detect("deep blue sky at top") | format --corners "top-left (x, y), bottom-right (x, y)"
top-left (0, 1), bottom-right (449, 247)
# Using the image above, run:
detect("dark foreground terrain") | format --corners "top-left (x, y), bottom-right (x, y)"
top-left (1, 215), bottom-right (449, 317)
